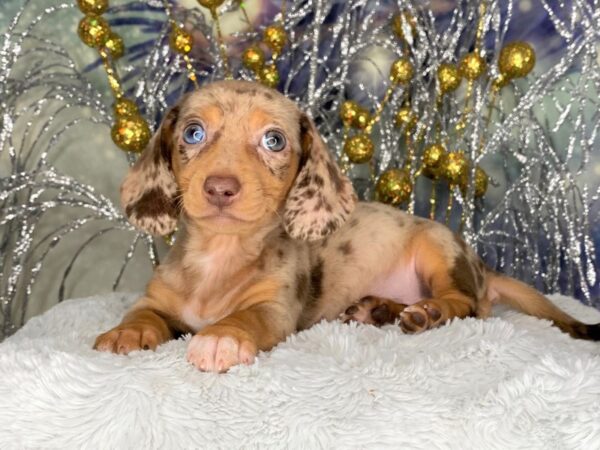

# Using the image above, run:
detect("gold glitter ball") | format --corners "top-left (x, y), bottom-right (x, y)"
top-left (242, 45), bottom-right (265, 72)
top-left (169, 27), bottom-right (193, 54)
top-left (458, 53), bottom-right (486, 80)
top-left (354, 109), bottom-right (371, 130)
top-left (421, 143), bottom-right (447, 179)
top-left (113, 98), bottom-right (139, 118)
top-left (443, 151), bottom-right (469, 185)
top-left (437, 63), bottom-right (461, 94)
top-left (259, 63), bottom-right (280, 88)
top-left (344, 133), bottom-right (374, 164)
top-left (196, 0), bottom-right (225, 9)
top-left (263, 25), bottom-right (287, 56)
top-left (376, 168), bottom-right (413, 206)
top-left (394, 107), bottom-right (417, 133)
top-left (474, 166), bottom-right (488, 197)
top-left (77, 14), bottom-right (110, 49)
top-left (111, 115), bottom-right (151, 153)
top-left (76, 0), bottom-right (108, 15)
top-left (391, 11), bottom-right (417, 42)
top-left (104, 32), bottom-right (124, 59)
top-left (340, 101), bottom-right (360, 127)
top-left (498, 41), bottom-right (536, 79)
top-left (390, 58), bottom-right (414, 84)
top-left (492, 73), bottom-right (510, 89)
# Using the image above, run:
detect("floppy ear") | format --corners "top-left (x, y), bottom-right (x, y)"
top-left (283, 114), bottom-right (357, 241)
top-left (120, 106), bottom-right (180, 236)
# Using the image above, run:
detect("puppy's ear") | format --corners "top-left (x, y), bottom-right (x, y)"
top-left (120, 106), bottom-right (180, 236)
top-left (283, 114), bottom-right (357, 241)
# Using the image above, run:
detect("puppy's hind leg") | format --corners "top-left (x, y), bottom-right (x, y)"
top-left (398, 231), bottom-right (480, 334)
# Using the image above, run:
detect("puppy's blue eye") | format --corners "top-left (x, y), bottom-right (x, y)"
top-left (261, 130), bottom-right (286, 152)
top-left (183, 124), bottom-right (206, 145)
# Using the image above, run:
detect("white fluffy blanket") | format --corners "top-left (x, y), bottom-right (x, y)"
top-left (1, 293), bottom-right (600, 449)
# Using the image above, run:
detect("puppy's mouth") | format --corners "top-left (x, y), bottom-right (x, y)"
top-left (197, 211), bottom-right (252, 223)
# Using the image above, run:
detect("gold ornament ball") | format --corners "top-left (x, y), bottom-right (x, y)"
top-left (113, 98), bottom-right (139, 118)
top-left (437, 63), bottom-right (461, 94)
top-left (443, 151), bottom-right (469, 185)
top-left (104, 32), bottom-right (124, 59)
top-left (242, 45), bottom-right (265, 72)
top-left (492, 73), bottom-right (510, 89)
top-left (421, 143), bottom-right (447, 179)
top-left (76, 0), bottom-right (109, 15)
top-left (354, 108), bottom-right (371, 130)
top-left (498, 41), bottom-right (536, 79)
top-left (474, 166), bottom-right (488, 197)
top-left (458, 53), bottom-right (486, 80)
top-left (196, 0), bottom-right (225, 9)
top-left (111, 115), bottom-right (151, 153)
top-left (77, 14), bottom-right (110, 48)
top-left (169, 27), bottom-right (193, 54)
top-left (340, 100), bottom-right (360, 127)
top-left (259, 63), bottom-right (280, 88)
top-left (344, 133), bottom-right (374, 164)
top-left (391, 11), bottom-right (417, 42)
top-left (394, 107), bottom-right (417, 132)
top-left (376, 168), bottom-right (413, 206)
top-left (263, 25), bottom-right (287, 56)
top-left (390, 58), bottom-right (414, 84)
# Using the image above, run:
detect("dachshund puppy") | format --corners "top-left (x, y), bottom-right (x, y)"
top-left (94, 80), bottom-right (600, 372)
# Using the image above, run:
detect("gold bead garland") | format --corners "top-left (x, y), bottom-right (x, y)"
top-left (240, 1), bottom-right (288, 87)
top-left (242, 45), bottom-right (265, 72)
top-left (77, 14), bottom-right (110, 48)
top-left (75, 0), bottom-right (153, 153)
top-left (390, 58), bottom-right (414, 85)
top-left (376, 168), bottom-right (412, 206)
top-left (437, 63), bottom-right (461, 95)
top-left (391, 11), bottom-right (417, 43)
top-left (104, 32), bottom-right (124, 59)
top-left (499, 41), bottom-right (536, 80)
top-left (77, 0), bottom-right (108, 15)
top-left (259, 63), bottom-right (280, 88)
top-left (344, 133), bottom-right (375, 164)
top-left (196, 0), bottom-right (232, 79)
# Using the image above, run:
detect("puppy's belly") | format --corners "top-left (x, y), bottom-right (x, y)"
top-left (365, 262), bottom-right (423, 305)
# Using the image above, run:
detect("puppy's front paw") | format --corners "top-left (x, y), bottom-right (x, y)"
top-left (186, 329), bottom-right (257, 373)
top-left (93, 324), bottom-right (163, 354)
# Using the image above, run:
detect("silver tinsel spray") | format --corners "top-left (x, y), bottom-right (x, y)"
top-left (0, 0), bottom-right (598, 339)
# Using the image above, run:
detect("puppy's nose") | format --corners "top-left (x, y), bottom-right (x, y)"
top-left (203, 176), bottom-right (241, 208)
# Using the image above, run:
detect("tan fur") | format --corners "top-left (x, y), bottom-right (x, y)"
top-left (94, 80), bottom-right (599, 372)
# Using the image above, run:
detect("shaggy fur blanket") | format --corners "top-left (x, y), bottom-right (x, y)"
top-left (1, 293), bottom-right (600, 449)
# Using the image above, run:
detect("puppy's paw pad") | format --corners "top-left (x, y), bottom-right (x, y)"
top-left (340, 296), bottom-right (395, 326)
top-left (400, 305), bottom-right (430, 334)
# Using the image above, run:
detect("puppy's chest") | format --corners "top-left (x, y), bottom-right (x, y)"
top-left (179, 247), bottom-right (255, 332)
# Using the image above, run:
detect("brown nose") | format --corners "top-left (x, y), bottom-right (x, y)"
top-left (203, 176), bottom-right (241, 208)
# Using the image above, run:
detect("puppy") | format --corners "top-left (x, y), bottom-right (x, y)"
top-left (94, 80), bottom-right (600, 372)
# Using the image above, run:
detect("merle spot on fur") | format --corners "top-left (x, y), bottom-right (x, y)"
top-left (295, 272), bottom-right (309, 303)
top-left (338, 240), bottom-right (353, 256)
top-left (126, 188), bottom-right (177, 220)
top-left (326, 161), bottom-right (344, 193)
top-left (309, 258), bottom-right (324, 302)
top-left (450, 253), bottom-right (478, 299)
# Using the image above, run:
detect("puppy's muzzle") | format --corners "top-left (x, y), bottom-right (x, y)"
top-left (203, 175), bottom-right (241, 208)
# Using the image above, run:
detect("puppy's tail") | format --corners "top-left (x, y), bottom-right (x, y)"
top-left (486, 271), bottom-right (600, 341)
